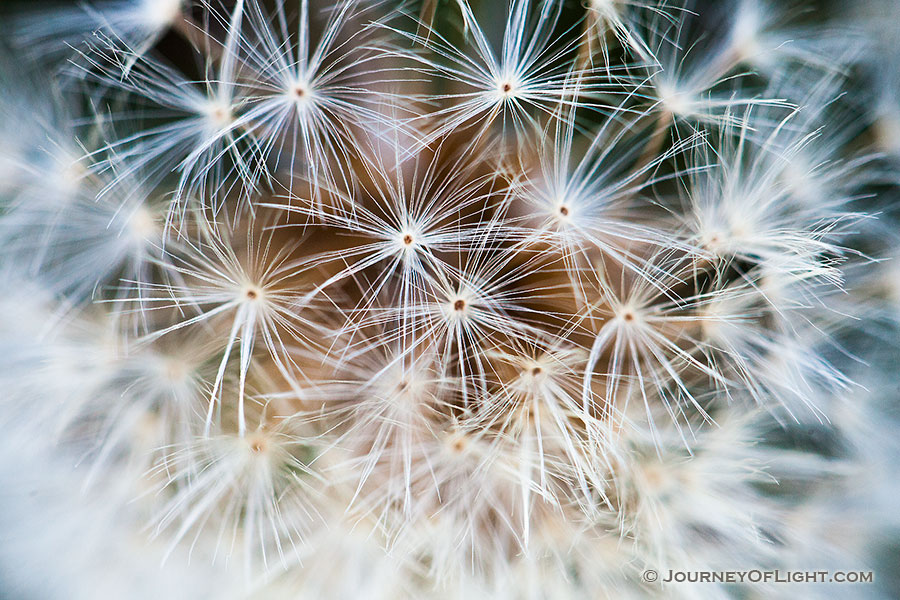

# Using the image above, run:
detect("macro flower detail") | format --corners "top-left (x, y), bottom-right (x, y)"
top-left (1, 1), bottom-right (899, 599)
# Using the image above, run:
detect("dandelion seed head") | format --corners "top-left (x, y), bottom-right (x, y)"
top-left (700, 229), bottom-right (729, 255)
top-left (778, 153), bottom-right (821, 203)
top-left (375, 368), bottom-right (430, 411)
top-left (244, 430), bottom-right (278, 458)
top-left (0, 0), bottom-right (892, 595)
top-left (159, 356), bottom-right (192, 386)
top-left (553, 201), bottom-right (574, 225)
top-left (46, 156), bottom-right (88, 198)
top-left (438, 428), bottom-right (482, 463)
top-left (397, 228), bottom-right (421, 254)
top-left (525, 362), bottom-right (545, 381)
top-left (636, 459), bottom-right (679, 494)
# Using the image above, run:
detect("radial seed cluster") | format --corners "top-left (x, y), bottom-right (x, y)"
top-left (1, 1), bottom-right (899, 599)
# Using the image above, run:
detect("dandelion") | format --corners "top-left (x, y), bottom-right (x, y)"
top-left (302, 339), bottom-right (456, 517)
top-left (610, 413), bottom-right (780, 577)
top-left (480, 338), bottom-right (611, 511)
top-left (387, 424), bottom-right (547, 583)
top-left (577, 253), bottom-right (735, 442)
top-left (0, 1), bottom-right (896, 598)
top-left (362, 220), bottom-right (558, 404)
top-left (679, 108), bottom-right (862, 288)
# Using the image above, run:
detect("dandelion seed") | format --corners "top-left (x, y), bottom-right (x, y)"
top-left (150, 416), bottom-right (322, 576)
top-left (512, 102), bottom-right (702, 301)
top-left (577, 254), bottom-right (734, 442)
top-left (75, 5), bottom-right (257, 226)
top-left (636, 5), bottom-right (789, 127)
top-left (610, 414), bottom-right (779, 572)
top-left (217, 0), bottom-right (399, 197)
top-left (131, 219), bottom-right (324, 436)
top-left (380, 0), bottom-right (631, 146)
top-left (267, 138), bottom-right (503, 345)
top-left (680, 107), bottom-right (862, 287)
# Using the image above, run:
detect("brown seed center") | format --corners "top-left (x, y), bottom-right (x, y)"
top-left (531, 366), bottom-right (543, 376)
top-left (453, 299), bottom-right (466, 311)
top-left (403, 234), bottom-right (414, 245)
top-left (559, 206), bottom-right (570, 217)
top-left (245, 289), bottom-right (258, 300)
